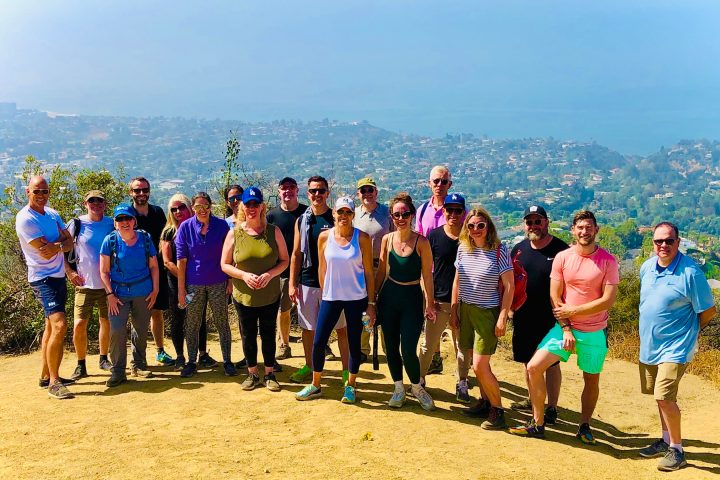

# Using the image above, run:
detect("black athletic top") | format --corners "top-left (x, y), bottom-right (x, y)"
top-left (428, 227), bottom-right (459, 303)
top-left (267, 203), bottom-right (308, 278)
top-left (299, 209), bottom-right (334, 288)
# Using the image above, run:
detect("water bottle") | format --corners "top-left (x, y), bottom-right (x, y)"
top-left (361, 313), bottom-right (372, 333)
top-left (179, 292), bottom-right (194, 309)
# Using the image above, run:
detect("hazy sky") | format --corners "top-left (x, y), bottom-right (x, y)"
top-left (1, 0), bottom-right (719, 153)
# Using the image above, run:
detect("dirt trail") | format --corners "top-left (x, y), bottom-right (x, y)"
top-left (1, 334), bottom-right (718, 480)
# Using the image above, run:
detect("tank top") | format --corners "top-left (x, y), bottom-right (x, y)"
top-left (387, 232), bottom-right (422, 283)
top-left (322, 228), bottom-right (367, 301)
top-left (232, 223), bottom-right (281, 307)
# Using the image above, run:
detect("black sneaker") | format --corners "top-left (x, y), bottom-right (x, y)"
top-left (325, 345), bottom-right (336, 361)
top-left (199, 352), bottom-right (218, 368)
top-left (481, 406), bottom-right (507, 430)
top-left (657, 447), bottom-right (687, 472)
top-left (509, 419), bottom-right (546, 438)
top-left (174, 355), bottom-right (186, 372)
top-left (426, 352), bottom-right (443, 375)
top-left (180, 362), bottom-right (197, 378)
top-left (105, 375), bottom-right (127, 388)
top-left (576, 423), bottom-right (596, 445)
top-left (510, 397), bottom-right (533, 412)
top-left (461, 399), bottom-right (490, 418)
top-left (234, 358), bottom-right (248, 370)
top-left (70, 364), bottom-right (89, 381)
top-left (639, 439), bottom-right (669, 458)
top-left (224, 362), bottom-right (238, 376)
top-left (39, 377), bottom-right (75, 388)
top-left (359, 352), bottom-right (368, 364)
top-left (272, 362), bottom-right (283, 373)
top-left (544, 406), bottom-right (558, 425)
top-left (98, 358), bottom-right (113, 371)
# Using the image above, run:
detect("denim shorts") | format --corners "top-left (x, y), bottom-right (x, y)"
top-left (29, 276), bottom-right (67, 316)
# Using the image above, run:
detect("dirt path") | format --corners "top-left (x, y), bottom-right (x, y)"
top-left (1, 334), bottom-right (718, 480)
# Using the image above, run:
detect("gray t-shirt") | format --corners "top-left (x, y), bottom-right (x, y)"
top-left (354, 203), bottom-right (392, 260)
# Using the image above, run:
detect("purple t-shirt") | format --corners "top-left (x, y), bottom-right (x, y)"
top-left (175, 215), bottom-right (229, 286)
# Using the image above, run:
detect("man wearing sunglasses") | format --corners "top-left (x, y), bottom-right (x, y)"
top-left (637, 222), bottom-right (715, 471)
top-left (65, 190), bottom-right (115, 380)
top-left (16, 176), bottom-right (75, 399)
top-left (129, 177), bottom-right (174, 366)
top-left (415, 165), bottom-right (453, 237)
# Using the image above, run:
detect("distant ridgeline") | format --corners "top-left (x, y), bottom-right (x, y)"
top-left (2, 106), bottom-right (720, 236)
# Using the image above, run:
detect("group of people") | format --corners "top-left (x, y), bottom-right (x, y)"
top-left (16, 165), bottom-right (715, 473)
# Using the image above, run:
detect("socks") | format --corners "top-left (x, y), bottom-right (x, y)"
top-left (78, 359), bottom-right (86, 367)
top-left (669, 443), bottom-right (683, 453)
top-left (99, 354), bottom-right (108, 362)
top-left (394, 381), bottom-right (404, 393)
top-left (662, 430), bottom-right (670, 443)
top-left (157, 347), bottom-right (165, 354)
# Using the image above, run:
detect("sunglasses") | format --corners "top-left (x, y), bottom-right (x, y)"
top-left (308, 188), bottom-right (327, 195)
top-left (467, 222), bottom-right (487, 231)
top-left (87, 197), bottom-right (105, 204)
top-left (244, 201), bottom-right (260, 208)
top-left (359, 186), bottom-right (375, 194)
top-left (391, 211), bottom-right (413, 220)
top-left (444, 207), bottom-right (464, 215)
top-left (32, 189), bottom-right (50, 195)
top-left (653, 238), bottom-right (677, 246)
top-left (132, 187), bottom-right (150, 194)
top-left (227, 195), bottom-right (242, 203)
top-left (170, 204), bottom-right (189, 214)
top-left (193, 204), bottom-right (211, 212)
top-left (525, 219), bottom-right (543, 226)
top-left (431, 178), bottom-right (449, 186)
top-left (336, 209), bottom-right (353, 216)
top-left (115, 216), bottom-right (133, 222)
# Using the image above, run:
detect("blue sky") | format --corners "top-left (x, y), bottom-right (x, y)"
top-left (1, 0), bottom-right (719, 153)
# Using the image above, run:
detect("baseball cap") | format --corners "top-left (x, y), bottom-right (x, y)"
top-left (444, 193), bottom-right (466, 209)
top-left (113, 204), bottom-right (135, 219)
top-left (356, 176), bottom-right (377, 189)
top-left (523, 205), bottom-right (548, 219)
top-left (84, 190), bottom-right (105, 202)
top-left (334, 196), bottom-right (355, 212)
top-left (242, 187), bottom-right (264, 204)
top-left (278, 177), bottom-right (297, 187)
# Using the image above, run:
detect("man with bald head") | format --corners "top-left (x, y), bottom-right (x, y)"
top-left (15, 176), bottom-right (75, 399)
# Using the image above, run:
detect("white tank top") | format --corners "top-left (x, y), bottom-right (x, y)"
top-left (322, 228), bottom-right (367, 301)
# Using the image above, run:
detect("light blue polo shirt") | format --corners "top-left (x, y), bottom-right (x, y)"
top-left (639, 252), bottom-right (715, 365)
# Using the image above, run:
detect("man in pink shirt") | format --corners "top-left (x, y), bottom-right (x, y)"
top-left (510, 210), bottom-right (619, 443)
top-left (415, 165), bottom-right (453, 237)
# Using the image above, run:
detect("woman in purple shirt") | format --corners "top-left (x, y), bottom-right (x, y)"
top-left (175, 192), bottom-right (232, 378)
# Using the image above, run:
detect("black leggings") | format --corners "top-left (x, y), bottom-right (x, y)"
top-left (378, 282), bottom-right (424, 383)
top-left (233, 299), bottom-right (279, 369)
top-left (168, 276), bottom-right (207, 357)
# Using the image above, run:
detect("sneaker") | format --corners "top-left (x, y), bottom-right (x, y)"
top-left (156, 350), bottom-right (175, 366)
top-left (105, 375), bottom-right (127, 388)
top-left (359, 352), bottom-right (368, 364)
top-left (289, 365), bottom-right (312, 383)
top-left (407, 377), bottom-right (426, 397)
top-left (544, 406), bottom-right (558, 425)
top-left (295, 384), bottom-right (322, 401)
top-left (426, 352), bottom-right (443, 375)
top-left (264, 374), bottom-right (281, 392)
top-left (241, 373), bottom-right (261, 390)
top-left (388, 390), bottom-right (406, 408)
top-left (39, 377), bottom-right (75, 388)
top-left (277, 343), bottom-right (292, 360)
top-left (462, 399), bottom-right (491, 418)
top-left (70, 364), bottom-right (88, 381)
top-left (224, 362), bottom-right (238, 377)
top-left (342, 369), bottom-right (349, 386)
top-left (412, 385), bottom-right (435, 411)
top-left (98, 358), bottom-right (113, 371)
top-left (199, 352), bottom-right (219, 368)
top-left (180, 362), bottom-right (197, 378)
top-left (47, 380), bottom-right (74, 399)
top-left (639, 439), bottom-right (669, 458)
top-left (234, 358), bottom-right (248, 370)
top-left (341, 385), bottom-right (356, 404)
top-left (509, 419), bottom-right (546, 438)
top-left (657, 447), bottom-right (687, 472)
top-left (174, 355), bottom-right (186, 372)
top-left (576, 423), bottom-right (596, 445)
top-left (510, 397), bottom-right (533, 412)
top-left (130, 365), bottom-right (154, 378)
top-left (325, 345), bottom-right (336, 361)
top-left (273, 362), bottom-right (283, 373)
top-left (456, 379), bottom-right (471, 404)
top-left (481, 406), bottom-right (507, 430)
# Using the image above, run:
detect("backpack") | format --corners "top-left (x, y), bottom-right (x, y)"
top-left (108, 229), bottom-right (152, 272)
top-left (63, 218), bottom-right (82, 272)
top-left (497, 247), bottom-right (528, 312)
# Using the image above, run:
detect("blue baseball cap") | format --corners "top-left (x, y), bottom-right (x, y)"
top-left (113, 203), bottom-right (136, 219)
top-left (242, 187), bottom-right (263, 204)
top-left (444, 193), bottom-right (466, 208)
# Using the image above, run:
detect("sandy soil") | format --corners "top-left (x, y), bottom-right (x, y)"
top-left (1, 332), bottom-right (719, 480)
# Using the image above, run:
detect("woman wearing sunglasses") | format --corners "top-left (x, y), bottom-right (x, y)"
top-left (450, 207), bottom-right (514, 429)
top-left (175, 192), bottom-right (233, 378)
top-left (160, 194), bottom-right (216, 371)
top-left (375, 193), bottom-right (436, 411)
top-left (221, 187), bottom-right (288, 392)
top-left (224, 184), bottom-right (244, 228)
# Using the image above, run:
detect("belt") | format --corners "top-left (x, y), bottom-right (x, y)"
top-left (113, 275), bottom-right (151, 288)
top-left (387, 275), bottom-right (421, 286)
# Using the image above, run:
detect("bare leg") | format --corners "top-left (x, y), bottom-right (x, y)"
top-left (46, 312), bottom-right (67, 382)
top-left (278, 309), bottom-right (291, 346)
top-left (580, 372), bottom-right (600, 425)
top-left (40, 318), bottom-right (51, 379)
top-left (472, 353), bottom-right (502, 407)
top-left (336, 327), bottom-right (349, 371)
top-left (527, 349), bottom-right (563, 425)
top-left (150, 309), bottom-right (164, 349)
top-left (98, 316), bottom-right (110, 355)
top-left (73, 318), bottom-right (88, 360)
top-left (658, 400), bottom-right (682, 445)
top-left (546, 363), bottom-right (562, 407)
top-left (302, 329), bottom-right (314, 368)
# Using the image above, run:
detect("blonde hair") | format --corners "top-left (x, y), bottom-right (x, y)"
top-left (459, 207), bottom-right (501, 251)
top-left (161, 193), bottom-right (192, 238)
top-left (236, 201), bottom-right (268, 230)
top-left (430, 165), bottom-right (451, 179)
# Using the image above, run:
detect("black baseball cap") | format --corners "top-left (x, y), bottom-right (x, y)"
top-left (523, 205), bottom-right (548, 219)
top-left (278, 177), bottom-right (297, 186)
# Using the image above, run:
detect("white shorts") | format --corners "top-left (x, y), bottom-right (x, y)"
top-left (297, 285), bottom-right (346, 331)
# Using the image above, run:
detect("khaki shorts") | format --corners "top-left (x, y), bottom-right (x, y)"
top-left (640, 362), bottom-right (687, 402)
top-left (458, 303), bottom-right (499, 355)
top-left (74, 288), bottom-right (108, 319)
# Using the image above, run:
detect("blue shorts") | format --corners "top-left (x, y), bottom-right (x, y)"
top-left (29, 276), bottom-right (67, 317)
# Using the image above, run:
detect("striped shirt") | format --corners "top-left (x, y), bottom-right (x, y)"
top-left (455, 243), bottom-right (512, 308)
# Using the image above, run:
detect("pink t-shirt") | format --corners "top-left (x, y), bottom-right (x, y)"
top-left (550, 246), bottom-right (620, 332)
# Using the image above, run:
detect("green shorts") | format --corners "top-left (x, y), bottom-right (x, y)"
top-left (538, 323), bottom-right (608, 374)
top-left (458, 303), bottom-right (499, 355)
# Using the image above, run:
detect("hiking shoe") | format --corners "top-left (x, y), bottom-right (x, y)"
top-left (510, 397), bottom-right (533, 412)
top-left (277, 343), bottom-right (292, 360)
top-left (462, 399), bottom-right (490, 418)
top-left (234, 358), bottom-right (248, 370)
top-left (388, 390), bottom-right (406, 408)
top-left (48, 380), bottom-right (74, 400)
top-left (407, 377), bottom-right (426, 397)
top-left (325, 345), bottom-right (336, 361)
top-left (289, 365), bottom-right (312, 383)
top-left (456, 379), bottom-right (471, 404)
top-left (341, 385), bottom-right (357, 404)
top-left (180, 362), bottom-right (197, 378)
top-left (509, 419), bottom-right (546, 438)
top-left (481, 406), bottom-right (507, 430)
top-left (544, 406), bottom-right (558, 425)
top-left (39, 377), bottom-right (75, 388)
top-left (105, 375), bottom-right (127, 388)
top-left (224, 362), bottom-right (238, 376)
top-left (639, 439), bottom-right (669, 458)
top-left (295, 384), bottom-right (322, 401)
top-left (241, 373), bottom-right (261, 390)
top-left (273, 362), bottom-right (283, 373)
top-left (264, 374), bottom-right (281, 392)
top-left (412, 385), bottom-right (436, 411)
top-left (199, 352), bottom-right (218, 368)
top-left (657, 447), bottom-right (687, 472)
top-left (174, 355), bottom-right (186, 372)
top-left (98, 358), bottom-right (113, 371)
top-left (426, 352), bottom-right (443, 375)
top-left (156, 350), bottom-right (174, 366)
top-left (70, 364), bottom-right (88, 381)
top-left (576, 423), bottom-right (596, 445)
top-left (131, 365), bottom-right (154, 378)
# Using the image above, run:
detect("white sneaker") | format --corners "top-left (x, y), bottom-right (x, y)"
top-left (412, 385), bottom-right (436, 411)
top-left (388, 390), bottom-right (406, 408)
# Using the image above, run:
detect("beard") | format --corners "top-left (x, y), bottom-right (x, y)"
top-left (133, 196), bottom-right (148, 206)
top-left (526, 230), bottom-right (548, 242)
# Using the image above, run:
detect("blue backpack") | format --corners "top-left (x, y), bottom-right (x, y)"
top-left (107, 229), bottom-right (152, 272)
